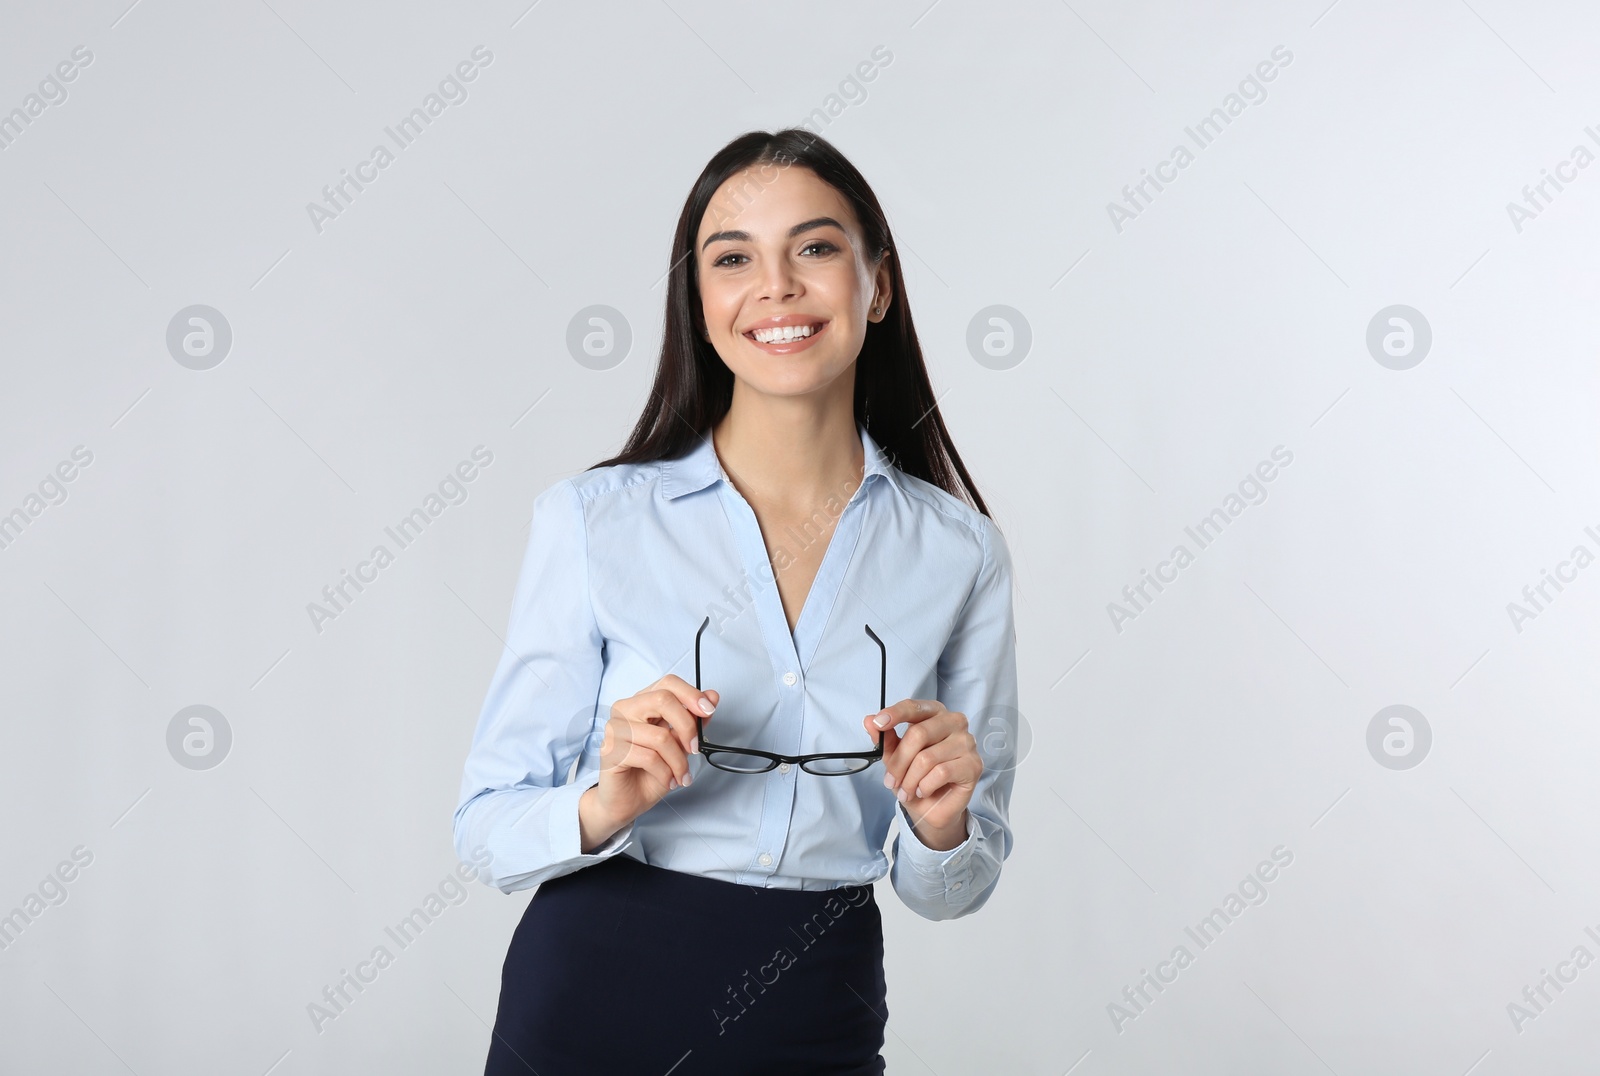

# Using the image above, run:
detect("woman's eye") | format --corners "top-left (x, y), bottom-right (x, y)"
top-left (712, 241), bottom-right (837, 269)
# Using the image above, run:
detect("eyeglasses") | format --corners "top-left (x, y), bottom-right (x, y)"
top-left (692, 615), bottom-right (886, 775)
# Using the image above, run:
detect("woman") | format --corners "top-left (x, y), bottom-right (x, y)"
top-left (454, 128), bottom-right (1020, 1075)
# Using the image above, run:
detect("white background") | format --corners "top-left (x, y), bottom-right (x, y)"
top-left (2, 0), bottom-right (1597, 1072)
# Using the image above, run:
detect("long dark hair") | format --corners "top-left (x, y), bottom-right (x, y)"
top-left (589, 128), bottom-right (989, 518)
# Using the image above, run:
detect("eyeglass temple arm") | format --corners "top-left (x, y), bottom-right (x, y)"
top-left (696, 618), bottom-right (887, 742)
top-left (864, 624), bottom-right (886, 712)
top-left (694, 615), bottom-right (710, 691)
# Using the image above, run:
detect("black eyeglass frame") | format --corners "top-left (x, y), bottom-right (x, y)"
top-left (692, 615), bottom-right (886, 775)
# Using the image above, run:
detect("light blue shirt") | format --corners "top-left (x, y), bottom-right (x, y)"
top-left (453, 422), bottom-right (1019, 921)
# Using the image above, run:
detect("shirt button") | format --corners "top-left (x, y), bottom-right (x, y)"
top-left (952, 881), bottom-right (963, 890)
top-left (782, 671), bottom-right (797, 686)
top-left (758, 852), bottom-right (773, 866)
top-left (778, 763), bottom-right (791, 774)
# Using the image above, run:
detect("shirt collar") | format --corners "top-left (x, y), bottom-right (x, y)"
top-left (660, 422), bottom-right (899, 501)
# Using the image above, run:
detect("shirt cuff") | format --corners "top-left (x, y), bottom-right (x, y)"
top-left (896, 802), bottom-right (979, 879)
top-left (548, 779), bottom-right (635, 862)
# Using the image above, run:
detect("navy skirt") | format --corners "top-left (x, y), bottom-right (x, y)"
top-left (482, 852), bottom-right (887, 1075)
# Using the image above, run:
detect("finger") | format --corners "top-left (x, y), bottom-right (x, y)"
top-left (863, 713), bottom-right (899, 780)
top-left (600, 720), bottom-right (671, 780)
top-left (868, 699), bottom-right (941, 787)
top-left (861, 712), bottom-right (892, 747)
top-left (869, 697), bottom-right (943, 732)
top-left (883, 710), bottom-right (962, 787)
top-left (900, 782), bottom-right (968, 832)
top-left (902, 737), bottom-right (975, 801)
top-left (918, 755), bottom-right (981, 801)
top-left (654, 673), bottom-right (719, 718)
top-left (601, 721), bottom-right (680, 792)
top-left (617, 687), bottom-right (701, 758)
top-left (629, 720), bottom-right (693, 785)
top-left (889, 734), bottom-right (959, 799)
top-left (878, 719), bottom-right (916, 789)
top-left (651, 675), bottom-right (720, 751)
top-left (627, 751), bottom-right (678, 795)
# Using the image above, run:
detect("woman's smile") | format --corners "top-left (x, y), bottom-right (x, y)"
top-left (741, 317), bottom-right (830, 355)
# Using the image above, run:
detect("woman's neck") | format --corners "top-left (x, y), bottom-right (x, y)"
top-left (711, 388), bottom-right (864, 514)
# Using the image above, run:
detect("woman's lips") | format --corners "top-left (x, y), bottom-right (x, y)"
top-left (742, 320), bottom-right (829, 355)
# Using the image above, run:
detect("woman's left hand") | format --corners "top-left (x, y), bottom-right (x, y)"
top-left (862, 699), bottom-right (980, 845)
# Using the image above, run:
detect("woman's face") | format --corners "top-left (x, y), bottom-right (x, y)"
top-left (694, 164), bottom-right (891, 402)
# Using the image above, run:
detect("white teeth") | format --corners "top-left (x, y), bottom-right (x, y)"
top-left (751, 323), bottom-right (818, 343)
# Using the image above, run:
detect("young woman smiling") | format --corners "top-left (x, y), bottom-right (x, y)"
top-left (456, 128), bottom-right (1020, 1075)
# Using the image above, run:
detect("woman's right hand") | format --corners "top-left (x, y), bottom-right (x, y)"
top-left (592, 675), bottom-right (718, 832)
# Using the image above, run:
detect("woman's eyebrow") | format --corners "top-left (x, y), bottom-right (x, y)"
top-left (700, 216), bottom-right (845, 252)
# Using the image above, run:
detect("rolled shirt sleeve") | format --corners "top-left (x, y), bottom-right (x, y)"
top-left (453, 478), bottom-right (636, 893)
top-left (890, 512), bottom-right (1018, 921)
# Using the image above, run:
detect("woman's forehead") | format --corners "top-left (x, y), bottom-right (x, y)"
top-left (698, 166), bottom-right (858, 243)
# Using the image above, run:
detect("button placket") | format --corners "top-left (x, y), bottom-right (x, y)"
top-left (715, 481), bottom-right (804, 885)
top-left (714, 472), bottom-right (872, 886)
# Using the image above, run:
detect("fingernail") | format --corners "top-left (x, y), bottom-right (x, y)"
top-left (896, 787), bottom-right (908, 803)
top-left (682, 770), bottom-right (692, 786)
top-left (699, 696), bottom-right (716, 715)
top-left (916, 787), bottom-right (924, 798)
top-left (669, 777), bottom-right (679, 791)
top-left (883, 773), bottom-right (894, 789)
top-left (874, 711), bottom-right (890, 728)
top-left (690, 735), bottom-right (700, 754)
